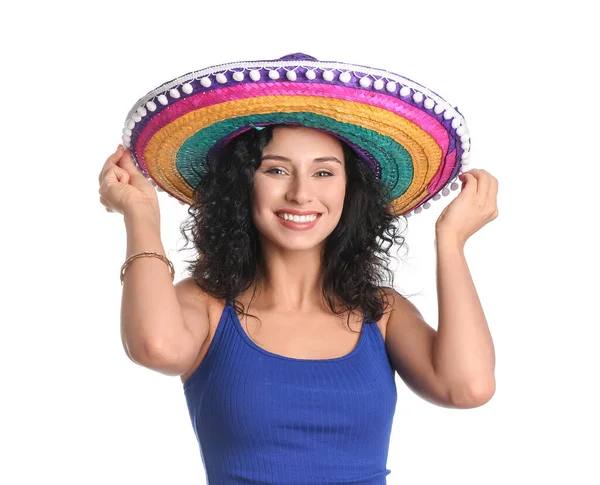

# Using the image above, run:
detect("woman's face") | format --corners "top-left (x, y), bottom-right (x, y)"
top-left (251, 126), bottom-right (347, 252)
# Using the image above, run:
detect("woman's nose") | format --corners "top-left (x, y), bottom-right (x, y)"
top-left (286, 176), bottom-right (314, 204)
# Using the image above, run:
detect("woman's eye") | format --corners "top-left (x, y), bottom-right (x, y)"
top-left (266, 168), bottom-right (333, 177)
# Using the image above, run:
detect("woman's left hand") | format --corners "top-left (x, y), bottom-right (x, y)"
top-left (435, 169), bottom-right (499, 247)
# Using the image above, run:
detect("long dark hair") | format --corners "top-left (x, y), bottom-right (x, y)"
top-left (179, 125), bottom-right (413, 330)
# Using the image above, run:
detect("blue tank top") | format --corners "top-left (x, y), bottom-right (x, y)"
top-left (183, 299), bottom-right (397, 485)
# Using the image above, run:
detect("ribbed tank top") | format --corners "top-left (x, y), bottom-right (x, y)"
top-left (183, 299), bottom-right (398, 485)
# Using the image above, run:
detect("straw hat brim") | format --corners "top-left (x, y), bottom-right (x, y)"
top-left (122, 54), bottom-right (470, 216)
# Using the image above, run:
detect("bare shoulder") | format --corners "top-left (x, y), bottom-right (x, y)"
top-left (375, 286), bottom-right (426, 341)
top-left (175, 276), bottom-right (228, 316)
top-left (379, 286), bottom-right (423, 320)
top-left (174, 277), bottom-right (222, 308)
top-left (372, 286), bottom-right (399, 341)
top-left (175, 276), bottom-right (206, 299)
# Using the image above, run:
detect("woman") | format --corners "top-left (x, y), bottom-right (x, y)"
top-left (98, 53), bottom-right (498, 484)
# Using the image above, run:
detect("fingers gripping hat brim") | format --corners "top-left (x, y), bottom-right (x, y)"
top-left (122, 53), bottom-right (471, 217)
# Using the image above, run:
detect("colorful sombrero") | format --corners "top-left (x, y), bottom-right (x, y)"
top-left (121, 53), bottom-right (471, 217)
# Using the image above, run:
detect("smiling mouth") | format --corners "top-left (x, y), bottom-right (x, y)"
top-left (275, 212), bottom-right (321, 222)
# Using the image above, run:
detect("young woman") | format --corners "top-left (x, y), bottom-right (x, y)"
top-left (98, 53), bottom-right (498, 484)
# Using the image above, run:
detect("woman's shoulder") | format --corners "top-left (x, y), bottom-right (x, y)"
top-left (371, 286), bottom-right (397, 340)
top-left (174, 277), bottom-right (227, 319)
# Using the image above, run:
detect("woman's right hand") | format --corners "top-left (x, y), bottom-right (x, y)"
top-left (98, 145), bottom-right (160, 216)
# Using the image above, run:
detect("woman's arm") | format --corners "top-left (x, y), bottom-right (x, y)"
top-left (432, 234), bottom-right (496, 407)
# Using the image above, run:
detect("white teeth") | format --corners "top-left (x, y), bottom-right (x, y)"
top-left (277, 213), bottom-right (318, 223)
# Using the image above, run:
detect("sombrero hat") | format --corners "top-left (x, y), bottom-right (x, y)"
top-left (121, 53), bottom-right (470, 217)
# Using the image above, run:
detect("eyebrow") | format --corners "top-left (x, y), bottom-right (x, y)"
top-left (260, 155), bottom-right (342, 164)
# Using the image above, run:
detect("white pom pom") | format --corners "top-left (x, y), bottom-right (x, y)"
top-left (460, 134), bottom-right (470, 143)
top-left (456, 126), bottom-right (467, 136)
top-left (233, 71), bottom-right (244, 81)
top-left (433, 193), bottom-right (441, 201)
top-left (424, 98), bottom-right (435, 109)
top-left (157, 94), bottom-right (168, 105)
top-left (269, 70), bottom-right (280, 80)
top-left (123, 140), bottom-right (131, 148)
top-left (450, 182), bottom-right (459, 191)
top-left (339, 71), bottom-right (351, 83)
top-left (323, 70), bottom-right (334, 81)
top-left (182, 83), bottom-right (193, 94)
top-left (461, 141), bottom-right (470, 150)
top-left (122, 134), bottom-right (131, 143)
top-left (249, 69), bottom-right (261, 81)
top-left (146, 101), bottom-right (157, 112)
top-left (306, 70), bottom-right (316, 80)
top-left (216, 73), bottom-right (227, 84)
top-left (123, 127), bottom-right (132, 136)
top-left (132, 113), bottom-right (142, 122)
top-left (423, 202), bottom-right (431, 210)
top-left (136, 106), bottom-right (147, 116)
top-left (434, 104), bottom-right (445, 114)
top-left (405, 211), bottom-right (412, 218)
top-left (443, 110), bottom-right (453, 120)
top-left (399, 86), bottom-right (411, 97)
top-left (286, 70), bottom-right (297, 81)
top-left (386, 81), bottom-right (396, 92)
top-left (461, 151), bottom-right (470, 160)
top-left (373, 79), bottom-right (384, 90)
top-left (451, 118), bottom-right (461, 129)
top-left (200, 77), bottom-right (211, 87)
top-left (169, 88), bottom-right (180, 98)
top-left (414, 206), bottom-right (423, 214)
top-left (413, 92), bottom-right (424, 103)
top-left (442, 187), bottom-right (450, 196)
top-left (127, 119), bottom-right (135, 129)
top-left (359, 76), bottom-right (371, 88)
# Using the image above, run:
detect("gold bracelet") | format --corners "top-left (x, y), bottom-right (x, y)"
top-left (120, 251), bottom-right (175, 285)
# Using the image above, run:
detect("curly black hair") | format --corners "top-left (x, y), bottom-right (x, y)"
top-left (178, 125), bottom-right (413, 331)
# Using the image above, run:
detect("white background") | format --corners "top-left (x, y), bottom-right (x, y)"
top-left (2, 0), bottom-right (598, 483)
